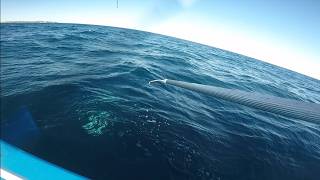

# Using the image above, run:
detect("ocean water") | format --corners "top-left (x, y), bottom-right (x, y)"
top-left (1, 23), bottom-right (320, 180)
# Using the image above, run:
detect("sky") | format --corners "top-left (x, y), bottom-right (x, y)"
top-left (1, 0), bottom-right (320, 79)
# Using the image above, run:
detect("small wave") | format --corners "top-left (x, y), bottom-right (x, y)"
top-left (85, 49), bottom-right (118, 56)
top-left (80, 29), bottom-right (108, 36)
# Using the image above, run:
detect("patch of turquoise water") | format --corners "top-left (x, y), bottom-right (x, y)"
top-left (82, 111), bottom-right (111, 136)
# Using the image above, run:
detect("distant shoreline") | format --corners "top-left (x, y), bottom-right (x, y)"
top-left (1, 21), bottom-right (58, 23)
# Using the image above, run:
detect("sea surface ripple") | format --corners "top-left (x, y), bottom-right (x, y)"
top-left (1, 23), bottom-right (320, 180)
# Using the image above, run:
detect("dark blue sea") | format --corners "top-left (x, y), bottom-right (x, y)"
top-left (1, 23), bottom-right (320, 180)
